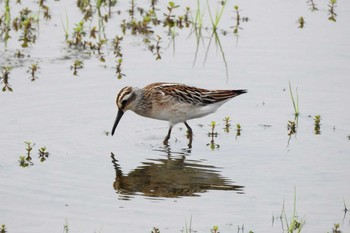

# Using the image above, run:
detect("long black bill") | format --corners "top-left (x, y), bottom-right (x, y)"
top-left (111, 109), bottom-right (124, 136)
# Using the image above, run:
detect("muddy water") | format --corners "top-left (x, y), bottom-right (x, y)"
top-left (1, 0), bottom-right (350, 232)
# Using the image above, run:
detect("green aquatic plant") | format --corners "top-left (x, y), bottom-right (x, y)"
top-left (236, 123), bottom-right (241, 137)
top-left (328, 0), bottom-right (337, 22)
top-left (207, 0), bottom-right (228, 32)
top-left (0, 224), bottom-right (7, 233)
top-left (148, 35), bottom-right (162, 60)
top-left (207, 121), bottom-right (220, 150)
top-left (113, 35), bottom-right (125, 79)
top-left (298, 16), bottom-right (305, 29)
top-left (60, 12), bottom-right (69, 42)
top-left (27, 63), bottom-right (39, 81)
top-left (70, 59), bottom-right (84, 76)
top-left (0, 0), bottom-right (11, 46)
top-left (208, 121), bottom-right (218, 137)
top-left (307, 0), bottom-right (318, 11)
top-left (38, 146), bottom-right (50, 162)
top-left (314, 115), bottom-right (321, 135)
top-left (19, 141), bottom-right (35, 167)
top-left (11, 8), bottom-right (38, 47)
top-left (330, 223), bottom-right (341, 233)
top-left (223, 116), bottom-right (231, 133)
top-left (289, 82), bottom-right (299, 117)
top-left (163, 1), bottom-right (179, 29)
top-left (282, 188), bottom-right (306, 233)
top-left (233, 5), bottom-right (241, 35)
top-left (151, 227), bottom-right (160, 233)
top-left (210, 226), bottom-right (219, 233)
top-left (1, 66), bottom-right (13, 92)
top-left (63, 218), bottom-right (69, 233)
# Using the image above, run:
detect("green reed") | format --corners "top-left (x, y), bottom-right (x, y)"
top-left (282, 187), bottom-right (305, 233)
top-left (206, 0), bottom-right (228, 32)
top-left (289, 82), bottom-right (299, 117)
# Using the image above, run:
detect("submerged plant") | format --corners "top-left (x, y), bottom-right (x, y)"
top-left (27, 63), bottom-right (39, 81)
top-left (328, 0), bottom-right (337, 22)
top-left (1, 66), bottom-right (13, 92)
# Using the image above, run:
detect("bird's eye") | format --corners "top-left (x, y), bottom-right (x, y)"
top-left (121, 99), bottom-right (127, 106)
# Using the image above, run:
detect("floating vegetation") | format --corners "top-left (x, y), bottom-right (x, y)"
top-left (298, 16), bottom-right (305, 29)
top-left (0, 66), bottom-right (13, 92)
top-left (328, 0), bottom-right (337, 22)
top-left (314, 115), bottom-right (321, 135)
top-left (27, 63), bottom-right (39, 81)
top-left (70, 59), bottom-right (84, 76)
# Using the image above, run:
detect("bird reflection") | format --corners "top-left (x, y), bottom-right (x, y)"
top-left (110, 147), bottom-right (244, 199)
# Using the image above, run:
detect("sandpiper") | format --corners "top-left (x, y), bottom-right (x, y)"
top-left (111, 82), bottom-right (247, 146)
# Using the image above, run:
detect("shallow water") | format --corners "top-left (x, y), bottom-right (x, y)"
top-left (1, 0), bottom-right (350, 232)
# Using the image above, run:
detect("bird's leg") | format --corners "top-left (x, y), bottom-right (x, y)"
top-left (163, 125), bottom-right (173, 145)
top-left (184, 121), bottom-right (193, 148)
